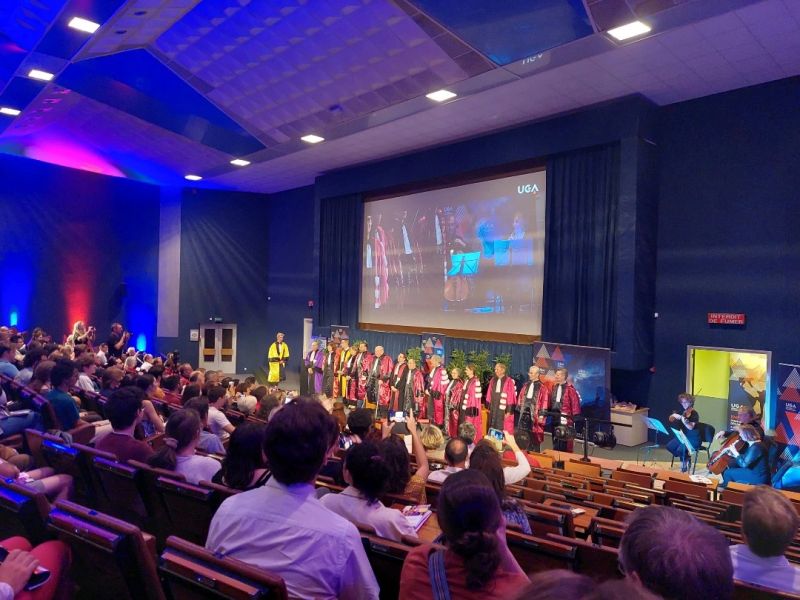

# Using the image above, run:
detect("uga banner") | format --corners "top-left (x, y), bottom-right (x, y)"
top-left (776, 363), bottom-right (800, 455)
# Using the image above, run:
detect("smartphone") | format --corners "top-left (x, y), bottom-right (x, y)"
top-left (391, 411), bottom-right (405, 423)
top-left (488, 428), bottom-right (505, 441)
top-left (0, 547), bottom-right (51, 591)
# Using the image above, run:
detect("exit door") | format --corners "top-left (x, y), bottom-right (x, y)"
top-left (199, 324), bottom-right (237, 373)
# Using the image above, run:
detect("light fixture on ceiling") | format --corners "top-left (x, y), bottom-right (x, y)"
top-left (607, 21), bottom-right (651, 41)
top-left (426, 89), bottom-right (457, 102)
top-left (230, 158), bottom-right (251, 166)
top-left (300, 134), bottom-right (325, 144)
top-left (184, 174), bottom-right (202, 181)
top-left (68, 16), bottom-right (101, 34)
top-left (28, 69), bottom-right (55, 82)
top-left (0, 107), bottom-right (21, 116)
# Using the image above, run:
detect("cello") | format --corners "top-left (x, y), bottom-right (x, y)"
top-left (707, 431), bottom-right (747, 475)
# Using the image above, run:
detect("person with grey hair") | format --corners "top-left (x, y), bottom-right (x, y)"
top-left (619, 505), bottom-right (733, 599)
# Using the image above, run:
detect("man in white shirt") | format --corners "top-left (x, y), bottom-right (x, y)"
top-left (206, 398), bottom-right (379, 600)
top-left (75, 354), bottom-right (100, 393)
top-left (428, 437), bottom-right (468, 483)
top-left (730, 486), bottom-right (800, 593)
top-left (207, 386), bottom-right (235, 443)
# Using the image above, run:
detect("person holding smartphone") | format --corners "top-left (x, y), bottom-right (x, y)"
top-left (0, 536), bottom-right (71, 599)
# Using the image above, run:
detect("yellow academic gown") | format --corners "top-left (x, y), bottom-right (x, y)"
top-left (268, 341), bottom-right (289, 383)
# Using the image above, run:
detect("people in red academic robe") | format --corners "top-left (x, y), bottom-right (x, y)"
top-left (323, 341), bottom-right (338, 398)
top-left (367, 346), bottom-right (394, 417)
top-left (366, 214), bottom-right (390, 309)
top-left (461, 364), bottom-right (483, 444)
top-left (426, 354), bottom-right (449, 427)
top-left (354, 342), bottom-right (373, 408)
top-left (304, 341), bottom-right (324, 395)
top-left (389, 353), bottom-right (408, 414)
top-left (549, 367), bottom-right (581, 452)
top-left (346, 343), bottom-right (366, 406)
top-left (516, 365), bottom-right (550, 451)
top-left (486, 363), bottom-right (518, 434)
top-left (402, 358), bottom-right (426, 418)
top-left (445, 366), bottom-right (465, 439)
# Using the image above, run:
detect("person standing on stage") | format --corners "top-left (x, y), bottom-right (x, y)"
top-left (335, 339), bottom-right (354, 401)
top-left (304, 341), bottom-right (324, 395)
top-left (461, 364), bottom-right (483, 444)
top-left (390, 353), bottom-right (408, 414)
top-left (368, 346), bottom-right (393, 417)
top-left (346, 342), bottom-right (368, 407)
top-left (517, 365), bottom-right (550, 451)
top-left (487, 363), bottom-right (517, 434)
top-left (445, 366), bottom-right (465, 439)
top-left (549, 367), bottom-right (581, 452)
top-left (323, 340), bottom-right (338, 397)
top-left (267, 332), bottom-right (289, 384)
top-left (665, 392), bottom-right (701, 472)
top-left (426, 354), bottom-right (449, 428)
top-left (403, 358), bottom-right (426, 418)
top-left (355, 342), bottom-right (373, 408)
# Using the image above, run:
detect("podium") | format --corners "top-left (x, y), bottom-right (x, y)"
top-left (610, 407), bottom-right (649, 446)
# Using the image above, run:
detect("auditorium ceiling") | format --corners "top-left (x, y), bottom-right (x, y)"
top-left (0, 0), bottom-right (798, 192)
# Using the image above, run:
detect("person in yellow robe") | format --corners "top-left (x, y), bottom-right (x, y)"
top-left (267, 332), bottom-right (289, 384)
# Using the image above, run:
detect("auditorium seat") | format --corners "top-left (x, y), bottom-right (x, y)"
top-left (160, 535), bottom-right (288, 600)
top-left (610, 468), bottom-right (654, 488)
top-left (545, 533), bottom-right (622, 581)
top-left (505, 530), bottom-right (575, 574)
top-left (155, 476), bottom-right (222, 546)
top-left (587, 517), bottom-right (626, 548)
top-left (0, 478), bottom-right (51, 544)
top-left (361, 533), bottom-right (412, 600)
top-left (733, 580), bottom-right (800, 600)
top-left (565, 460), bottom-right (602, 478)
top-left (92, 457), bottom-right (159, 533)
top-left (663, 478), bottom-right (708, 500)
top-left (523, 505), bottom-right (574, 538)
top-left (48, 500), bottom-right (165, 600)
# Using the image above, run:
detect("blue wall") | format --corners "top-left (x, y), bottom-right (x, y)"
top-left (649, 77), bottom-right (800, 424)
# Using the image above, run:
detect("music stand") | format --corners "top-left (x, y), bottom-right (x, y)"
top-left (670, 427), bottom-right (697, 471)
top-left (639, 417), bottom-right (670, 465)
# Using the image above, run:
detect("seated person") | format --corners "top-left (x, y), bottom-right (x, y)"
top-left (132, 375), bottom-right (166, 435)
top-left (618, 505), bottom-right (733, 599)
top-left (206, 398), bottom-right (379, 600)
top-left (721, 424), bottom-right (771, 486)
top-left (773, 452), bottom-right (800, 491)
top-left (427, 438), bottom-right (468, 483)
top-left (14, 349), bottom-right (44, 387)
top-left (715, 405), bottom-right (765, 441)
top-left (184, 397), bottom-right (226, 455)
top-left (147, 409), bottom-right (221, 485)
top-left (160, 375), bottom-right (182, 405)
top-left (664, 393), bottom-right (701, 472)
top-left (0, 536), bottom-right (71, 600)
top-left (95, 387), bottom-right (155, 464)
top-left (233, 382), bottom-right (257, 415)
top-left (420, 425), bottom-right (445, 461)
top-left (469, 442), bottom-right (531, 534)
top-left (253, 387), bottom-right (278, 421)
top-left (98, 367), bottom-right (123, 398)
top-left (495, 431), bottom-right (531, 485)
top-left (206, 386), bottom-right (234, 443)
top-left (380, 413), bottom-right (430, 503)
top-left (399, 470), bottom-right (527, 599)
top-left (730, 486), bottom-right (800, 593)
top-left (44, 361), bottom-right (86, 431)
top-left (0, 457), bottom-right (72, 502)
top-left (211, 422), bottom-right (269, 491)
top-left (75, 354), bottom-right (99, 393)
top-left (321, 441), bottom-right (417, 542)
top-left (338, 408), bottom-right (375, 450)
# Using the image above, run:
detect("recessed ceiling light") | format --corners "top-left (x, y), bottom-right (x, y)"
top-left (426, 89), bottom-right (457, 102)
top-left (68, 17), bottom-right (101, 34)
top-left (0, 107), bottom-right (21, 116)
top-left (230, 158), bottom-right (250, 166)
top-left (300, 134), bottom-right (325, 144)
top-left (607, 21), bottom-right (651, 41)
top-left (184, 174), bottom-right (202, 181)
top-left (28, 69), bottom-right (54, 82)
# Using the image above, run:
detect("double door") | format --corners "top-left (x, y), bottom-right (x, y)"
top-left (199, 324), bottom-right (237, 373)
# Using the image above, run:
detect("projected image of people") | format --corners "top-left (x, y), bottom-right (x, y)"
top-left (361, 171), bottom-right (546, 337)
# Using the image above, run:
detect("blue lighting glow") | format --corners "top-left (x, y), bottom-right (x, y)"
top-left (136, 334), bottom-right (147, 352)
top-left (9, 310), bottom-right (18, 327)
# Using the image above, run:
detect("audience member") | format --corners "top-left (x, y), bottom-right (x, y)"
top-left (458, 422), bottom-right (477, 455)
top-left (730, 486), bottom-right (800, 593)
top-left (147, 409), bottom-right (221, 484)
top-left (28, 361), bottom-right (55, 395)
top-left (132, 374), bottom-right (166, 435)
top-left (14, 349), bottom-right (44, 386)
top-left (206, 398), bottom-right (379, 599)
top-left (497, 431), bottom-right (532, 484)
top-left (339, 408), bottom-right (374, 449)
top-left (0, 536), bottom-right (71, 600)
top-left (207, 386), bottom-right (234, 443)
top-left (618, 505), bottom-right (733, 600)
top-left (514, 570), bottom-right (594, 600)
top-left (233, 381), bottom-right (257, 415)
top-left (0, 456), bottom-right (72, 501)
top-left (182, 397), bottom-right (226, 455)
top-left (380, 413), bottom-right (430, 502)
top-left (74, 354), bottom-right (99, 393)
top-left (399, 470), bottom-right (527, 599)
top-left (420, 424), bottom-right (445, 461)
top-left (44, 361), bottom-right (86, 431)
top-left (469, 441), bottom-right (531, 534)
top-left (98, 367), bottom-right (124, 398)
top-left (160, 375), bottom-right (182, 404)
top-left (321, 441), bottom-right (417, 542)
top-left (148, 366), bottom-right (165, 399)
top-left (180, 383), bottom-right (202, 406)
top-left (95, 387), bottom-right (155, 463)
top-left (428, 437), bottom-right (468, 483)
top-left (0, 344), bottom-right (19, 378)
top-left (253, 387), bottom-right (277, 420)
top-left (211, 422), bottom-right (269, 491)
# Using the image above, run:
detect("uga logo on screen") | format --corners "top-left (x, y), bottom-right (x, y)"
top-left (517, 184), bottom-right (540, 194)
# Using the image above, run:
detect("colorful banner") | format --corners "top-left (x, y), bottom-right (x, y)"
top-left (328, 325), bottom-right (349, 345)
top-left (531, 342), bottom-right (610, 411)
top-left (421, 333), bottom-right (446, 373)
top-left (726, 352), bottom-right (768, 430)
top-left (776, 363), bottom-right (800, 456)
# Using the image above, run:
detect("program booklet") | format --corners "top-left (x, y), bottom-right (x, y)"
top-left (402, 504), bottom-right (433, 531)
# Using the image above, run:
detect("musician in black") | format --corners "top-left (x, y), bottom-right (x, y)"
top-left (666, 393), bottom-right (701, 472)
top-left (721, 425), bottom-right (771, 486)
top-left (715, 405), bottom-right (765, 441)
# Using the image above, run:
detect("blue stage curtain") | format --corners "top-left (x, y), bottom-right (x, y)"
top-left (319, 193), bottom-right (363, 327)
top-left (542, 143), bottom-right (619, 348)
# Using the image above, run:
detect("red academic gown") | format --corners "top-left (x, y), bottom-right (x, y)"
top-left (549, 383), bottom-right (581, 452)
top-left (461, 377), bottom-right (483, 444)
top-left (427, 366), bottom-right (449, 427)
top-left (356, 352), bottom-right (373, 402)
top-left (390, 361), bottom-right (408, 413)
top-left (486, 376), bottom-right (518, 434)
top-left (403, 369), bottom-right (426, 417)
top-left (373, 225), bottom-right (389, 308)
top-left (346, 352), bottom-right (363, 402)
top-left (517, 379), bottom-right (551, 445)
top-left (445, 379), bottom-right (465, 438)
top-left (369, 354), bottom-right (394, 410)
